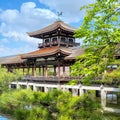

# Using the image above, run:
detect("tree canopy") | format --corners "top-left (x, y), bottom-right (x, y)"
top-left (0, 66), bottom-right (23, 93)
top-left (71, 0), bottom-right (120, 84)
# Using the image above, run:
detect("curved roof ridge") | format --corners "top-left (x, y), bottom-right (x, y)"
top-left (59, 47), bottom-right (72, 54)
top-left (27, 21), bottom-right (76, 38)
top-left (22, 46), bottom-right (72, 59)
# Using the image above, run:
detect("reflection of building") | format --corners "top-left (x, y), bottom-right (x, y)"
top-left (0, 20), bottom-right (84, 84)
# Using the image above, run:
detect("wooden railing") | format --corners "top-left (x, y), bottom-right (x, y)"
top-left (38, 41), bottom-right (58, 48)
top-left (23, 75), bottom-right (81, 83)
top-left (38, 41), bottom-right (80, 48)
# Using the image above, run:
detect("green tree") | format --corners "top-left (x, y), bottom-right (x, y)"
top-left (72, 0), bottom-right (120, 84)
top-left (0, 89), bottom-right (119, 119)
top-left (0, 66), bottom-right (23, 93)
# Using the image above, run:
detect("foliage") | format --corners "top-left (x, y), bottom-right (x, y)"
top-left (0, 89), bottom-right (105, 120)
top-left (27, 107), bottom-right (50, 120)
top-left (102, 67), bottom-right (120, 85)
top-left (0, 66), bottom-right (23, 93)
top-left (67, 79), bottom-right (79, 85)
top-left (72, 0), bottom-right (120, 84)
top-left (15, 109), bottom-right (30, 120)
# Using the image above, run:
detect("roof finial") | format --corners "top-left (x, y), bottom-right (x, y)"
top-left (57, 11), bottom-right (63, 21)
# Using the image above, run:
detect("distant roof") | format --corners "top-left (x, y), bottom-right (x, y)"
top-left (0, 55), bottom-right (26, 65)
top-left (0, 47), bottom-right (85, 65)
top-left (64, 48), bottom-right (84, 60)
top-left (27, 20), bottom-right (76, 38)
top-left (22, 46), bottom-right (72, 59)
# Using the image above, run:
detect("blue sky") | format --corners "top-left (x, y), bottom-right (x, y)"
top-left (0, 0), bottom-right (97, 57)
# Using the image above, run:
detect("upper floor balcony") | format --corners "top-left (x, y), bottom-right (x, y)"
top-left (38, 41), bottom-right (80, 48)
top-left (38, 37), bottom-right (80, 48)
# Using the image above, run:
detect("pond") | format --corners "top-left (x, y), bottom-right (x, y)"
top-left (0, 115), bottom-right (8, 120)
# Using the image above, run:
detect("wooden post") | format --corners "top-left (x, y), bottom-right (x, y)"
top-left (39, 67), bottom-right (41, 76)
top-left (46, 66), bottom-right (48, 77)
top-left (32, 67), bottom-right (34, 76)
top-left (42, 66), bottom-right (45, 76)
top-left (63, 63), bottom-right (65, 77)
top-left (58, 60), bottom-right (60, 78)
top-left (32, 59), bottom-right (36, 77)
top-left (45, 59), bottom-right (48, 77)
top-left (27, 66), bottom-right (30, 75)
top-left (54, 65), bottom-right (57, 76)
top-left (33, 64), bottom-right (36, 77)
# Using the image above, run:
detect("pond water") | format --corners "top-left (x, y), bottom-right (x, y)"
top-left (0, 116), bottom-right (8, 120)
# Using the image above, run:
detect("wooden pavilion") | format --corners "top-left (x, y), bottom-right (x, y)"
top-left (0, 20), bottom-right (84, 84)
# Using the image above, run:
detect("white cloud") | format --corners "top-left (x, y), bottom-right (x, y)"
top-left (39, 0), bottom-right (95, 23)
top-left (0, 2), bottom-right (57, 45)
top-left (0, 2), bottom-right (59, 56)
top-left (0, 1), bottom-right (96, 56)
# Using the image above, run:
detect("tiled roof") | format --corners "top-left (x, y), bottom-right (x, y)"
top-left (27, 20), bottom-right (76, 38)
top-left (64, 48), bottom-right (84, 60)
top-left (22, 46), bottom-right (72, 59)
top-left (0, 55), bottom-right (26, 64)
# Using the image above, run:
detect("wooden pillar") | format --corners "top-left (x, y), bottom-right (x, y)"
top-left (32, 67), bottom-right (34, 76)
top-left (63, 63), bottom-right (65, 77)
top-left (38, 67), bottom-right (41, 76)
top-left (27, 66), bottom-right (30, 75)
top-left (58, 60), bottom-right (60, 78)
top-left (43, 38), bottom-right (45, 48)
top-left (45, 66), bottom-right (48, 77)
top-left (14, 67), bottom-right (16, 73)
top-left (33, 64), bottom-right (36, 77)
top-left (42, 66), bottom-right (45, 76)
top-left (45, 59), bottom-right (48, 77)
top-left (50, 36), bottom-right (51, 47)
top-left (57, 36), bottom-right (59, 46)
top-left (66, 36), bottom-right (69, 47)
top-left (54, 65), bottom-right (57, 76)
top-left (7, 67), bottom-right (10, 72)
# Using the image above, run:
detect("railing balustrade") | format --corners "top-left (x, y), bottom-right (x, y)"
top-left (23, 75), bottom-right (81, 82)
top-left (38, 41), bottom-right (80, 48)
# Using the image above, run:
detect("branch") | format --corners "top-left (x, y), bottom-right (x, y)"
top-left (106, 7), bottom-right (120, 21)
